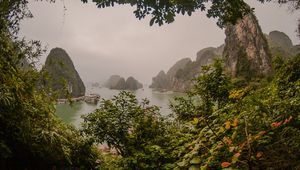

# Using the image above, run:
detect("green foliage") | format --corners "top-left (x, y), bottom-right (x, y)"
top-left (1, 1), bottom-right (300, 169)
top-left (172, 59), bottom-right (232, 120)
top-left (83, 91), bottom-right (179, 169)
top-left (84, 57), bottom-right (299, 169)
top-left (0, 38), bottom-right (101, 169)
top-left (82, 0), bottom-right (251, 27)
top-left (175, 60), bottom-right (199, 81)
top-left (170, 56), bottom-right (300, 169)
top-left (0, 1), bottom-right (101, 169)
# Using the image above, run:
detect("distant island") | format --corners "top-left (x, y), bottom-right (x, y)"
top-left (105, 75), bottom-right (143, 90)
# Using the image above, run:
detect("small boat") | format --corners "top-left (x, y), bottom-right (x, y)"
top-left (84, 93), bottom-right (100, 104)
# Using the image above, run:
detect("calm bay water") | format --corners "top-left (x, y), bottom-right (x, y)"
top-left (55, 86), bottom-right (184, 128)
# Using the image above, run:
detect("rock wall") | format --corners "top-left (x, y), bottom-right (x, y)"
top-left (150, 47), bottom-right (222, 92)
top-left (223, 13), bottom-right (272, 78)
top-left (126, 77), bottom-right (143, 90)
top-left (150, 58), bottom-right (191, 91)
top-left (105, 75), bottom-right (123, 88)
top-left (266, 31), bottom-right (300, 58)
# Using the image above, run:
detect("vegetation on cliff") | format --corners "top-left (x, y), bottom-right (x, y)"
top-left (42, 48), bottom-right (86, 98)
top-left (83, 55), bottom-right (300, 169)
top-left (152, 26), bottom-right (299, 92)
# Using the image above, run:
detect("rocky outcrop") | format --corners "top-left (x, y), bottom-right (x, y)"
top-left (172, 46), bottom-right (223, 91)
top-left (269, 31), bottom-right (293, 49)
top-left (125, 77), bottom-right (143, 90)
top-left (106, 75), bottom-right (143, 90)
top-left (196, 44), bottom-right (224, 63)
top-left (149, 71), bottom-right (170, 90)
top-left (114, 77), bottom-right (126, 90)
top-left (105, 75), bottom-right (123, 88)
top-left (167, 58), bottom-right (192, 78)
top-left (223, 13), bottom-right (272, 78)
top-left (151, 13), bottom-right (298, 92)
top-left (266, 31), bottom-right (300, 58)
top-left (150, 47), bottom-right (222, 92)
top-left (43, 48), bottom-right (85, 98)
top-left (150, 58), bottom-right (191, 91)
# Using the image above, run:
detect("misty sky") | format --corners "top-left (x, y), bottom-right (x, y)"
top-left (19, 0), bottom-right (300, 84)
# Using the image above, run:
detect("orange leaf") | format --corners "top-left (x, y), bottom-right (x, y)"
top-left (271, 121), bottom-right (282, 128)
top-left (284, 116), bottom-right (293, 124)
top-left (224, 137), bottom-right (232, 145)
top-left (233, 152), bottom-right (241, 158)
top-left (232, 152), bottom-right (241, 164)
top-left (258, 131), bottom-right (266, 136)
top-left (217, 142), bottom-right (224, 149)
top-left (225, 121), bottom-right (231, 130)
top-left (221, 162), bottom-right (231, 168)
top-left (256, 152), bottom-right (263, 158)
top-left (239, 141), bottom-right (246, 149)
top-left (232, 118), bottom-right (238, 127)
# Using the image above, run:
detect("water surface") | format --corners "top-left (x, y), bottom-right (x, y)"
top-left (55, 86), bottom-right (184, 128)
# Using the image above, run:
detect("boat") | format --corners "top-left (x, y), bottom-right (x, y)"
top-left (84, 93), bottom-right (100, 104)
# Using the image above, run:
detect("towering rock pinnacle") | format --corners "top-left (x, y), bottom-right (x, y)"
top-left (223, 13), bottom-right (272, 78)
top-left (43, 48), bottom-right (85, 98)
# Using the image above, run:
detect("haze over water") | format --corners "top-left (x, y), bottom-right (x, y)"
top-left (20, 0), bottom-right (300, 84)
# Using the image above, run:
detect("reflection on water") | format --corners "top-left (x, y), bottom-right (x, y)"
top-left (55, 101), bottom-right (98, 127)
top-left (55, 87), bottom-right (184, 128)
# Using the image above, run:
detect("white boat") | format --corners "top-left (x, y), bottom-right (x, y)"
top-left (84, 93), bottom-right (100, 104)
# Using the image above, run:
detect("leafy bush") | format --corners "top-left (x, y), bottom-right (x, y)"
top-left (0, 3), bottom-right (101, 168)
top-left (170, 56), bottom-right (300, 169)
top-left (82, 91), bottom-right (182, 169)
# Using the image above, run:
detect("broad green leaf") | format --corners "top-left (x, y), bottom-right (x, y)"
top-left (190, 157), bottom-right (201, 164)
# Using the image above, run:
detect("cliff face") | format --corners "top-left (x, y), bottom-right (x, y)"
top-left (125, 77), bottom-right (143, 90)
top-left (266, 31), bottom-right (300, 58)
top-left (150, 58), bottom-right (191, 91)
top-left (151, 13), bottom-right (297, 92)
top-left (106, 75), bottom-right (143, 90)
top-left (171, 46), bottom-right (223, 92)
top-left (269, 31), bottom-right (293, 49)
top-left (167, 58), bottom-right (192, 78)
top-left (223, 13), bottom-right (272, 78)
top-left (150, 47), bottom-right (222, 92)
top-left (105, 75), bottom-right (123, 88)
top-left (43, 48), bottom-right (85, 98)
top-left (149, 71), bottom-right (170, 90)
top-left (196, 45), bottom-right (224, 64)
top-left (114, 77), bottom-right (126, 90)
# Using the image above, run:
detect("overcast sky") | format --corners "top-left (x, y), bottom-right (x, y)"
top-left (19, 0), bottom-right (300, 84)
